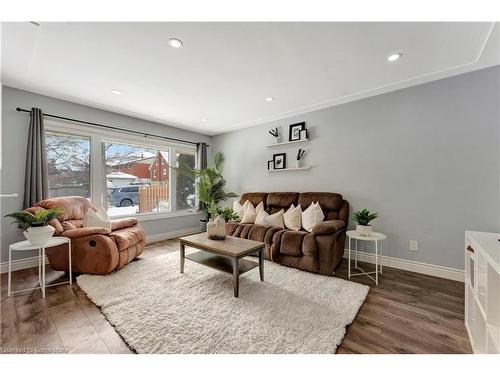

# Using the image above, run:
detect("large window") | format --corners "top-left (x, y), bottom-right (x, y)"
top-left (44, 121), bottom-right (197, 219)
top-left (46, 132), bottom-right (91, 198)
top-left (105, 142), bottom-right (170, 217)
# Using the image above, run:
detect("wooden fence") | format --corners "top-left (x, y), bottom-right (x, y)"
top-left (139, 184), bottom-right (168, 213)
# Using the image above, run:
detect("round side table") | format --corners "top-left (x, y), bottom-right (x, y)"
top-left (8, 236), bottom-right (72, 298)
top-left (346, 230), bottom-right (386, 285)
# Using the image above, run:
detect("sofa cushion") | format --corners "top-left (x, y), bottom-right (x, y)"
top-left (110, 225), bottom-right (145, 251)
top-left (266, 192), bottom-right (299, 214)
top-left (36, 196), bottom-right (94, 221)
top-left (61, 219), bottom-right (84, 231)
top-left (279, 230), bottom-right (318, 257)
top-left (239, 193), bottom-right (268, 210)
top-left (111, 217), bottom-right (139, 231)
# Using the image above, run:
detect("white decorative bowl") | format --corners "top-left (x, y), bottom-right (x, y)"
top-left (23, 225), bottom-right (55, 246)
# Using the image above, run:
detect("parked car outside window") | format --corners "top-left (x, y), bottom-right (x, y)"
top-left (108, 185), bottom-right (141, 207)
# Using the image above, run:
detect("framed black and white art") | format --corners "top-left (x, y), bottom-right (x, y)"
top-left (273, 153), bottom-right (286, 170)
top-left (288, 122), bottom-right (306, 141)
top-left (267, 160), bottom-right (274, 170)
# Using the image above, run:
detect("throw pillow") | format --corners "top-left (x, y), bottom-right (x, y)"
top-left (232, 200), bottom-right (244, 220)
top-left (255, 208), bottom-right (269, 225)
top-left (240, 201), bottom-right (264, 224)
top-left (263, 209), bottom-right (285, 229)
top-left (83, 207), bottom-right (111, 231)
top-left (302, 202), bottom-right (324, 232)
top-left (284, 204), bottom-right (302, 231)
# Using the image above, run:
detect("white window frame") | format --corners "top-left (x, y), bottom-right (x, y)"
top-left (44, 119), bottom-right (199, 221)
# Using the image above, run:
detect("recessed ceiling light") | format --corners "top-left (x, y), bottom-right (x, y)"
top-left (201, 118), bottom-right (208, 122)
top-left (111, 89), bottom-right (122, 95)
top-left (168, 38), bottom-right (183, 48)
top-left (265, 97), bottom-right (274, 102)
top-left (387, 53), bottom-right (403, 62)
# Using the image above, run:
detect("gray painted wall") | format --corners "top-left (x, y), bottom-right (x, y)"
top-left (1, 86), bottom-right (211, 263)
top-left (212, 66), bottom-right (500, 270)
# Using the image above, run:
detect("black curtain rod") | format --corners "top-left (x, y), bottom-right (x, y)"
top-left (16, 107), bottom-right (205, 147)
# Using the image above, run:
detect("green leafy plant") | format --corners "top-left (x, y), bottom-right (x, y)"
top-left (180, 152), bottom-right (238, 221)
top-left (5, 207), bottom-right (62, 231)
top-left (207, 201), bottom-right (239, 222)
top-left (352, 209), bottom-right (378, 226)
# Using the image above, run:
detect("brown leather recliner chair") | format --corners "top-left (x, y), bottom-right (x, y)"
top-left (26, 196), bottom-right (145, 275)
top-left (225, 192), bottom-right (349, 276)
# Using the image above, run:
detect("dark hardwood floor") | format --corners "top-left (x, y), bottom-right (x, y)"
top-left (0, 239), bottom-right (471, 354)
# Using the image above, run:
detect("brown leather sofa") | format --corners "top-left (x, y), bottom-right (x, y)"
top-left (26, 196), bottom-right (145, 275)
top-left (226, 192), bottom-right (349, 275)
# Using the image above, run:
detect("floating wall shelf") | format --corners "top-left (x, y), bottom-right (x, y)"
top-left (265, 139), bottom-right (311, 148)
top-left (268, 166), bottom-right (312, 172)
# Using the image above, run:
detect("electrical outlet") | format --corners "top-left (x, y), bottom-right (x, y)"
top-left (409, 240), bottom-right (418, 252)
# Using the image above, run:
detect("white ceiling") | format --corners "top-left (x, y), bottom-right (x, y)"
top-left (1, 22), bottom-right (499, 135)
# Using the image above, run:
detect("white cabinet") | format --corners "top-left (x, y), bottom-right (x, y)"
top-left (465, 231), bottom-right (500, 354)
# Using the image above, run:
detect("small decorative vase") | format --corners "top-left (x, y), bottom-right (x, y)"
top-left (356, 224), bottom-right (372, 237)
top-left (23, 225), bottom-right (55, 246)
top-left (296, 159), bottom-right (302, 168)
top-left (207, 216), bottom-right (226, 240)
top-left (274, 135), bottom-right (281, 144)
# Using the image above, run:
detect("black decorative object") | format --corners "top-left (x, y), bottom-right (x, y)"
top-left (289, 122), bottom-right (306, 141)
top-left (296, 149), bottom-right (306, 161)
top-left (267, 160), bottom-right (274, 170)
top-left (273, 153), bottom-right (286, 170)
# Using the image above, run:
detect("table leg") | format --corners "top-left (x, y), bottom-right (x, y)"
top-left (8, 246), bottom-right (12, 297)
top-left (232, 258), bottom-right (239, 297)
top-left (38, 248), bottom-right (42, 288)
top-left (355, 238), bottom-right (358, 268)
top-left (42, 247), bottom-right (46, 298)
top-left (259, 248), bottom-right (264, 281)
top-left (380, 240), bottom-right (383, 275)
top-left (375, 240), bottom-right (379, 285)
top-left (67, 239), bottom-right (72, 285)
top-left (348, 237), bottom-right (351, 279)
top-left (179, 242), bottom-right (185, 273)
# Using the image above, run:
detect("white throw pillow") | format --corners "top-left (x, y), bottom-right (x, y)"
top-left (301, 202), bottom-right (324, 232)
top-left (232, 200), bottom-right (245, 220)
top-left (83, 207), bottom-right (111, 231)
top-left (284, 204), bottom-right (302, 231)
top-left (255, 208), bottom-right (269, 225)
top-left (240, 201), bottom-right (264, 224)
top-left (263, 209), bottom-right (285, 229)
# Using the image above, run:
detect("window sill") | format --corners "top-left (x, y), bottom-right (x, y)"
top-left (110, 210), bottom-right (202, 222)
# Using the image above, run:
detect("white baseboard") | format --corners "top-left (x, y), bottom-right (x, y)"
top-left (0, 256), bottom-right (44, 274)
top-left (0, 227), bottom-right (201, 274)
top-left (146, 227), bottom-right (201, 244)
top-left (344, 249), bottom-right (464, 282)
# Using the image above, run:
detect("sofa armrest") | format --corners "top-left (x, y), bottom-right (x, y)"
top-left (311, 220), bottom-right (346, 235)
top-left (111, 218), bottom-right (138, 231)
top-left (62, 227), bottom-right (111, 239)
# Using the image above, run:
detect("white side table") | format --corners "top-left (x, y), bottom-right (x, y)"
top-left (8, 236), bottom-right (72, 298)
top-left (346, 230), bottom-right (386, 285)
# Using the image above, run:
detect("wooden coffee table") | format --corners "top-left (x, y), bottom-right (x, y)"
top-left (179, 233), bottom-right (265, 297)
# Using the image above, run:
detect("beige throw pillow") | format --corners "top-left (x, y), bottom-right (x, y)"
top-left (284, 204), bottom-right (302, 231)
top-left (83, 207), bottom-right (111, 231)
top-left (255, 208), bottom-right (269, 225)
top-left (232, 199), bottom-right (248, 221)
top-left (263, 209), bottom-right (285, 229)
top-left (240, 201), bottom-right (264, 224)
top-left (301, 202), bottom-right (324, 232)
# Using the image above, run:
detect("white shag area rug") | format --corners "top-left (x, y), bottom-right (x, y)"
top-left (77, 251), bottom-right (369, 354)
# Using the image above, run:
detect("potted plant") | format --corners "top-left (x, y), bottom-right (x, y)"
top-left (269, 128), bottom-right (280, 143)
top-left (352, 209), bottom-right (378, 236)
top-left (296, 148), bottom-right (306, 168)
top-left (6, 207), bottom-right (62, 245)
top-left (180, 152), bottom-right (238, 232)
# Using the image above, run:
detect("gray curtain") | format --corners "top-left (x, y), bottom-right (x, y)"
top-left (23, 108), bottom-right (49, 208)
top-left (197, 142), bottom-right (208, 212)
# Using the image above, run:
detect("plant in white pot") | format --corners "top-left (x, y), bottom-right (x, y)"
top-left (352, 209), bottom-right (378, 236)
top-left (206, 202), bottom-right (239, 240)
top-left (6, 207), bottom-right (62, 246)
